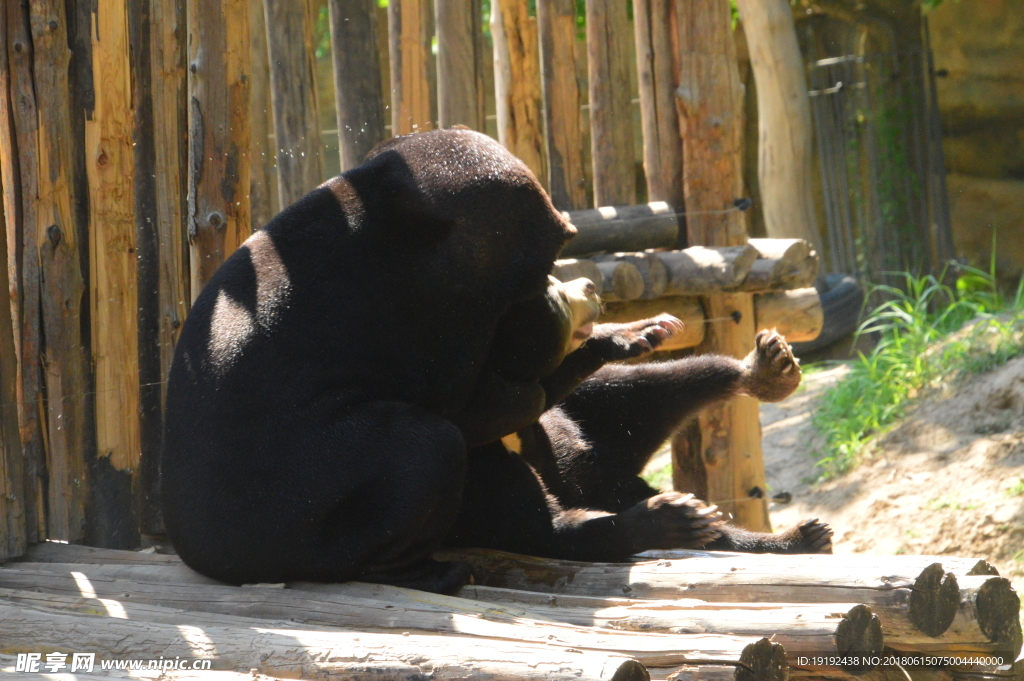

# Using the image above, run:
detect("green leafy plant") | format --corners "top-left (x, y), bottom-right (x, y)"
top-left (811, 264), bottom-right (1024, 479)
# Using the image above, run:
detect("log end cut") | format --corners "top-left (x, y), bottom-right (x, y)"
top-left (609, 658), bottom-right (651, 681)
top-left (737, 638), bottom-right (788, 681)
top-left (976, 577), bottom-right (1023, 659)
top-left (910, 564), bottom-right (960, 638)
top-left (836, 604), bottom-right (885, 674)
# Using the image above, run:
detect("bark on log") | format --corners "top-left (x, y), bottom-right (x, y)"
top-left (561, 203), bottom-right (679, 258)
top-left (739, 256), bottom-right (819, 292)
top-left (585, 0), bottom-right (635, 207)
top-left (552, 259), bottom-right (606, 295)
top-left (265, 0), bottom-right (323, 206)
top-left (187, 0), bottom-right (251, 296)
top-left (329, 0), bottom-right (387, 169)
top-left (753, 288), bottom-right (823, 343)
top-left (658, 246), bottom-right (759, 295)
top-left (435, 0), bottom-right (485, 130)
top-left (388, 0), bottom-right (432, 135)
top-left (595, 260), bottom-right (645, 302)
top-left (439, 551), bottom-right (962, 639)
top-left (0, 599), bottom-right (648, 681)
top-left (0, 565), bottom-right (781, 672)
top-left (538, 0), bottom-right (588, 210)
top-left (634, 0), bottom-right (685, 225)
top-left (598, 298), bottom-right (706, 350)
top-left (593, 253), bottom-right (668, 299)
top-left (733, 0), bottom-right (819, 249)
top-left (4, 0), bottom-right (46, 544)
top-left (491, 0), bottom-right (546, 182)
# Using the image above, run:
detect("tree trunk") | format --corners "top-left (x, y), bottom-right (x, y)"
top-left (734, 0), bottom-right (819, 248)
top-left (388, 0), bottom-right (433, 135)
top-left (435, 0), bottom-right (485, 130)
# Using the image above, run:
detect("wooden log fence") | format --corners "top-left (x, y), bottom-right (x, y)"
top-left (0, 0), bottom-right (837, 556)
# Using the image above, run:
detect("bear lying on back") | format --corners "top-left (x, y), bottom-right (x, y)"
top-left (161, 129), bottom-right (829, 595)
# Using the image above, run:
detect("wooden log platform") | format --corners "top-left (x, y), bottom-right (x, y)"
top-left (1, 543), bottom-right (1018, 681)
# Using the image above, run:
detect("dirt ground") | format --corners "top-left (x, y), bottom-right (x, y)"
top-left (645, 356), bottom-right (1024, 592)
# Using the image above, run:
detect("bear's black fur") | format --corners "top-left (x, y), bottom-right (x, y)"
top-left (162, 129), bottom-right (829, 595)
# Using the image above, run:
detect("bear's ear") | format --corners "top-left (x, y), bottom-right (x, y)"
top-left (346, 148), bottom-right (454, 247)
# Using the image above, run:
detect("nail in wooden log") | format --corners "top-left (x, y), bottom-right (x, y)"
top-left (538, 0), bottom-right (588, 210)
top-left (265, 0), bottom-right (323, 206)
top-left (586, 0), bottom-right (636, 207)
top-left (188, 0), bottom-right (252, 296)
top-left (553, 258), bottom-right (606, 295)
top-left (329, 0), bottom-right (387, 169)
top-left (439, 551), bottom-right (963, 639)
top-left (491, 0), bottom-right (546, 183)
top-left (457, 584), bottom-right (882, 672)
top-left (4, 0), bottom-right (47, 545)
top-left (593, 253), bottom-right (669, 299)
top-left (436, 0), bottom-right (485, 130)
top-left (28, 0), bottom-right (90, 543)
top-left (754, 288), bottom-right (823, 343)
top-left (249, 0), bottom-right (278, 226)
top-left (0, 599), bottom-right (648, 681)
top-left (595, 260), bottom-right (646, 302)
top-left (561, 202), bottom-right (679, 257)
top-left (0, 565), bottom-right (783, 674)
top-left (658, 245), bottom-right (759, 295)
top-left (634, 0), bottom-right (685, 232)
top-left (733, 0), bottom-right (819, 249)
top-left (388, 0), bottom-right (433, 135)
top-left (600, 297), bottom-right (706, 350)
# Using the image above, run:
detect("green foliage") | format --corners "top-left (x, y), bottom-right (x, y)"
top-left (642, 461), bottom-right (674, 493)
top-left (1005, 478), bottom-right (1024, 497)
top-left (812, 264), bottom-right (1024, 479)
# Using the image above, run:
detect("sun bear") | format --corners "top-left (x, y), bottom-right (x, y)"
top-left (161, 128), bottom-right (829, 596)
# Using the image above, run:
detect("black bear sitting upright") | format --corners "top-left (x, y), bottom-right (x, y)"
top-left (161, 128), bottom-right (830, 595)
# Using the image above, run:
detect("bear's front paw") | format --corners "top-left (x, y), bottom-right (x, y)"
top-left (740, 329), bottom-right (802, 402)
top-left (776, 518), bottom-right (834, 554)
top-left (621, 492), bottom-right (725, 551)
top-left (586, 315), bottom-right (684, 361)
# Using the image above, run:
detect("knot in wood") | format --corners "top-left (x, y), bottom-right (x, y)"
top-left (48, 20), bottom-right (58, 31)
top-left (46, 224), bottom-right (62, 249)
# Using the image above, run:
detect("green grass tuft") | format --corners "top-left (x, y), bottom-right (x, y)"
top-left (811, 262), bottom-right (1024, 480)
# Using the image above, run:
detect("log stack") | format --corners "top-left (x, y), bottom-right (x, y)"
top-left (551, 235), bottom-right (823, 350)
top-left (0, 543), bottom-right (1019, 681)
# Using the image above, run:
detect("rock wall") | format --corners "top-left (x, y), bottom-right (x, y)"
top-left (929, 0), bottom-right (1024, 280)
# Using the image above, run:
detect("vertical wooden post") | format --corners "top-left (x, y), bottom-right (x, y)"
top-left (734, 0), bottom-right (818, 247)
top-left (537, 0), bottom-right (587, 210)
top-left (0, 155), bottom-right (28, 561)
top-left (187, 0), bottom-right (251, 298)
top-left (633, 0), bottom-right (685, 218)
top-left (672, 0), bottom-right (770, 532)
top-left (435, 0), bottom-right (485, 130)
top-left (5, 0), bottom-right (46, 543)
top-left (30, 0), bottom-right (90, 542)
top-left (491, 0), bottom-right (546, 182)
top-left (388, 0), bottom-right (433, 136)
top-left (86, 0), bottom-right (142, 546)
top-left (249, 0), bottom-right (277, 227)
top-left (585, 0), bottom-right (635, 207)
top-left (264, 0), bottom-right (323, 207)
top-left (328, 0), bottom-right (387, 169)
